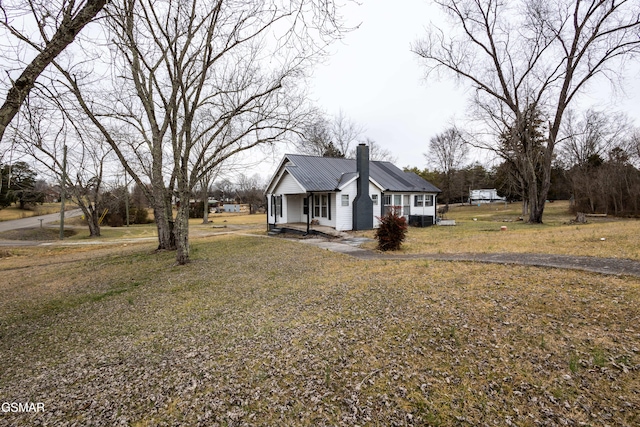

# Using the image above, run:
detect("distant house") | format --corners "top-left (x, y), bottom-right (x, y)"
top-left (265, 144), bottom-right (441, 232)
top-left (469, 189), bottom-right (506, 204)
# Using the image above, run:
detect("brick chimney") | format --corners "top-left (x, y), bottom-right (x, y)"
top-left (352, 143), bottom-right (374, 230)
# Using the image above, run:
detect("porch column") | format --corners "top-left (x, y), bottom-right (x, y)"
top-left (306, 193), bottom-right (311, 234)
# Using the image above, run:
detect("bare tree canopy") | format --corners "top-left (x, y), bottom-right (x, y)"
top-left (413, 0), bottom-right (640, 223)
top-left (426, 127), bottom-right (468, 204)
top-left (0, 0), bottom-right (108, 143)
top-left (295, 110), bottom-right (394, 160)
top-left (426, 127), bottom-right (468, 175)
top-left (47, 0), bottom-right (350, 264)
top-left (560, 109), bottom-right (634, 167)
top-left (296, 109), bottom-right (364, 158)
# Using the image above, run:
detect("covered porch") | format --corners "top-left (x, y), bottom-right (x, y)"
top-left (268, 222), bottom-right (348, 238)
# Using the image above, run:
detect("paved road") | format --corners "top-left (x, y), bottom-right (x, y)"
top-left (297, 237), bottom-right (640, 278)
top-left (0, 209), bottom-right (83, 232)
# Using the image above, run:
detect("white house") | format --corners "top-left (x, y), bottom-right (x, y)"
top-left (265, 144), bottom-right (441, 232)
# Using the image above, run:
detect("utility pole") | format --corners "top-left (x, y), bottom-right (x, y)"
top-left (124, 169), bottom-right (130, 227)
top-left (59, 144), bottom-right (67, 240)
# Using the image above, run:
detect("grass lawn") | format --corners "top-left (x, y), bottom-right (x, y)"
top-left (0, 226), bottom-right (638, 426)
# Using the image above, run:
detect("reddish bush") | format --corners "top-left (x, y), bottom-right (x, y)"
top-left (375, 208), bottom-right (408, 251)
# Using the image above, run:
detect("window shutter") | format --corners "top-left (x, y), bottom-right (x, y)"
top-left (328, 194), bottom-right (331, 220)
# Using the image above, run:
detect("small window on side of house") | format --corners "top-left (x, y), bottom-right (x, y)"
top-left (371, 194), bottom-right (378, 205)
top-left (425, 195), bottom-right (434, 207)
top-left (341, 194), bottom-right (349, 206)
top-left (414, 195), bottom-right (424, 207)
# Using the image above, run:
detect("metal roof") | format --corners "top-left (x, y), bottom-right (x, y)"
top-left (280, 154), bottom-right (441, 193)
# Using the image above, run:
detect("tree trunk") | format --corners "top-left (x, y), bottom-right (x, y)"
top-left (202, 192), bottom-right (209, 224)
top-left (81, 204), bottom-right (101, 237)
top-left (153, 202), bottom-right (175, 250)
top-left (87, 212), bottom-right (101, 237)
top-left (150, 140), bottom-right (175, 250)
top-left (175, 191), bottom-right (190, 265)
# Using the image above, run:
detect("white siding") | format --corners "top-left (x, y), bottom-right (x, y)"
top-left (335, 182), bottom-right (383, 231)
top-left (370, 184), bottom-right (382, 228)
top-left (287, 195), bottom-right (303, 223)
top-left (274, 172), bottom-right (304, 194)
top-left (336, 183), bottom-right (357, 231)
top-left (410, 193), bottom-right (438, 217)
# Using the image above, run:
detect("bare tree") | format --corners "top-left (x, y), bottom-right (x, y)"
top-left (560, 109), bottom-right (633, 167)
top-left (633, 131), bottom-right (640, 166)
top-left (332, 109), bottom-right (364, 157)
top-left (496, 105), bottom-right (547, 215)
top-left (362, 137), bottom-right (395, 162)
top-left (236, 173), bottom-right (264, 213)
top-left (559, 109), bottom-right (638, 214)
top-left (10, 94), bottom-right (113, 237)
top-left (425, 127), bottom-right (468, 205)
top-left (296, 110), bottom-right (364, 158)
top-left (413, 0), bottom-right (640, 223)
top-left (296, 111), bottom-right (394, 160)
top-left (296, 113), bottom-right (341, 157)
top-left (0, 0), bottom-right (108, 142)
top-left (199, 167), bottom-right (219, 224)
top-left (54, 0), bottom-right (348, 264)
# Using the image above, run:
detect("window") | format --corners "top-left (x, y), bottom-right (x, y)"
top-left (371, 194), bottom-right (378, 205)
top-left (414, 195), bottom-right (424, 207)
top-left (314, 194), bottom-right (328, 218)
top-left (383, 194), bottom-right (393, 215)
top-left (425, 195), bottom-right (434, 207)
top-left (321, 195), bottom-right (328, 217)
top-left (394, 194), bottom-right (402, 207)
top-left (275, 195), bottom-right (283, 217)
top-left (313, 195), bottom-right (318, 217)
top-left (341, 194), bottom-right (349, 206)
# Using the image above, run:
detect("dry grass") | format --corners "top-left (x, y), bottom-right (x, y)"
top-left (0, 227), bottom-right (76, 240)
top-left (358, 201), bottom-right (640, 259)
top-left (0, 234), bottom-right (638, 426)
top-left (49, 213), bottom-right (267, 241)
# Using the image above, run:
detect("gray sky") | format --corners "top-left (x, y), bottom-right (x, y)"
top-left (273, 0), bottom-right (640, 177)
top-left (307, 0), bottom-right (467, 169)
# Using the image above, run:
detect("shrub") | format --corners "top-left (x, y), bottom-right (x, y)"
top-left (189, 201), bottom-right (204, 219)
top-left (133, 207), bottom-right (151, 224)
top-left (108, 213), bottom-right (124, 227)
top-left (375, 208), bottom-right (408, 251)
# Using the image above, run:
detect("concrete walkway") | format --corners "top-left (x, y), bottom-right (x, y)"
top-left (297, 237), bottom-right (640, 278)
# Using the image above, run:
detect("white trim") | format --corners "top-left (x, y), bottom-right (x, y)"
top-left (337, 173), bottom-right (358, 190)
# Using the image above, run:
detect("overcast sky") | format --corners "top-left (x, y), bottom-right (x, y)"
top-left (307, 0), bottom-right (467, 169)
top-left (256, 0), bottom-right (640, 181)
